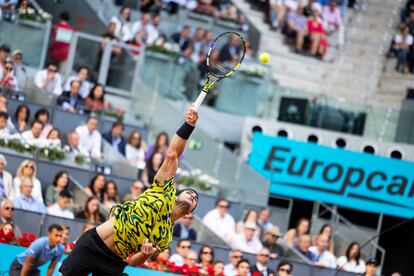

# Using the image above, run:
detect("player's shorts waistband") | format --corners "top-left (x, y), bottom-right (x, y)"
top-left (89, 227), bottom-right (125, 264)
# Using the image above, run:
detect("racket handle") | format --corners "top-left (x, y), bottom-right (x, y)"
top-left (193, 91), bottom-right (207, 111)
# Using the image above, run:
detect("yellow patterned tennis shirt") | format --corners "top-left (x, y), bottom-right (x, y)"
top-left (110, 177), bottom-right (176, 259)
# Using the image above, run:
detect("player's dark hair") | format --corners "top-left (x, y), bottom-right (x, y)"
top-left (177, 188), bottom-right (198, 212)
top-left (177, 239), bottom-right (191, 247)
top-left (48, 224), bottom-right (63, 232)
top-left (236, 259), bottom-right (250, 268)
top-left (215, 198), bottom-right (230, 208)
top-left (59, 189), bottom-right (72, 199)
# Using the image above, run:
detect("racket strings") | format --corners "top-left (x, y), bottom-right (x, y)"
top-left (208, 32), bottom-right (245, 77)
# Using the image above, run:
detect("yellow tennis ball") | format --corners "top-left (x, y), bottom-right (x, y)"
top-left (259, 52), bottom-right (270, 64)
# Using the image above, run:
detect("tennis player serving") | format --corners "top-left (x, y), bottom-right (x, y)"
top-left (60, 106), bottom-right (200, 275)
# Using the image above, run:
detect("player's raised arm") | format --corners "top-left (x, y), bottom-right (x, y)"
top-left (154, 106), bottom-right (199, 182)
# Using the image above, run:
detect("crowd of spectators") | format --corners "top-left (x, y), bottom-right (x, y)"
top-left (389, 0), bottom-right (414, 74)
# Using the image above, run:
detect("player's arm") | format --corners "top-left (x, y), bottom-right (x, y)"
top-left (128, 239), bottom-right (160, 267)
top-left (154, 106), bottom-right (199, 182)
top-left (21, 256), bottom-right (35, 276)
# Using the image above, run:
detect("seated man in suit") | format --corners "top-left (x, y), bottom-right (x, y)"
top-left (250, 248), bottom-right (275, 276)
top-left (171, 25), bottom-right (191, 51)
top-left (102, 122), bottom-right (126, 156)
top-left (57, 80), bottom-right (84, 113)
top-left (173, 214), bottom-right (197, 240)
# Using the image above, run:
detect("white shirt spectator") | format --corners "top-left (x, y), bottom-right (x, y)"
top-left (47, 202), bottom-right (74, 219)
top-left (34, 69), bottom-right (63, 96)
top-left (75, 124), bottom-right (102, 158)
top-left (223, 263), bottom-right (237, 276)
top-left (202, 208), bottom-right (235, 241)
top-left (309, 246), bottom-right (336, 268)
top-left (394, 33), bottom-right (414, 45)
top-left (125, 144), bottom-right (146, 170)
top-left (230, 232), bottom-right (263, 254)
top-left (169, 253), bottom-right (185, 266)
top-left (146, 24), bottom-right (160, 45)
top-left (12, 177), bottom-right (43, 203)
top-left (110, 15), bottom-right (133, 42)
top-left (21, 130), bottom-right (48, 147)
top-left (63, 76), bottom-right (91, 99)
top-left (336, 256), bottom-right (366, 274)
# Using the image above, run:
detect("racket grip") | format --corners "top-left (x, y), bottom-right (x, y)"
top-left (193, 91), bottom-right (207, 111)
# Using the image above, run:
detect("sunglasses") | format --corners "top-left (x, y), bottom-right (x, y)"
top-left (202, 251), bottom-right (212, 255)
top-left (5, 67), bottom-right (12, 71)
top-left (232, 255), bottom-right (242, 259)
top-left (279, 268), bottom-right (291, 274)
top-left (259, 254), bottom-right (269, 257)
top-left (4, 207), bottom-right (15, 211)
top-left (180, 245), bottom-right (191, 249)
top-left (218, 204), bottom-right (229, 209)
top-left (25, 165), bottom-right (35, 169)
top-left (48, 68), bottom-right (57, 73)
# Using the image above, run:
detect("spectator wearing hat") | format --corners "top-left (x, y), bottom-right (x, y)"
top-left (11, 50), bottom-right (27, 89)
top-left (364, 258), bottom-right (377, 276)
top-left (262, 226), bottom-right (284, 258)
top-left (230, 223), bottom-right (263, 254)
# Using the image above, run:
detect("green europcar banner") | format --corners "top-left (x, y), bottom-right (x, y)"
top-left (249, 133), bottom-right (414, 218)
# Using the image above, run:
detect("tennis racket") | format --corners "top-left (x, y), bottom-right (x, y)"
top-left (193, 32), bottom-right (246, 110)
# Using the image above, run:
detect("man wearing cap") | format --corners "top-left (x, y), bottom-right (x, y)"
top-left (230, 222), bottom-right (263, 254)
top-left (364, 258), bottom-right (377, 276)
top-left (262, 226), bottom-right (285, 258)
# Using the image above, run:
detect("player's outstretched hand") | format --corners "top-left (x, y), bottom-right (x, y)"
top-left (141, 239), bottom-right (160, 257)
top-left (185, 104), bottom-right (199, 127)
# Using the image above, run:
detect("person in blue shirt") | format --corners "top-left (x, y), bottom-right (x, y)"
top-left (13, 177), bottom-right (46, 214)
top-left (294, 234), bottom-right (317, 262)
top-left (9, 223), bottom-right (64, 276)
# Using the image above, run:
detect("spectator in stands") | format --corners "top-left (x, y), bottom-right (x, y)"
top-left (236, 209), bottom-right (260, 238)
top-left (9, 224), bottom-right (64, 276)
top-left (11, 49), bottom-right (27, 90)
top-left (61, 225), bottom-right (72, 254)
top-left (11, 104), bottom-right (30, 133)
top-left (0, 111), bottom-right (11, 139)
top-left (294, 234), bottom-right (317, 262)
top-left (257, 207), bottom-right (274, 235)
top-left (0, 199), bottom-right (21, 237)
top-left (173, 213), bottom-right (197, 240)
top-left (0, 221), bottom-right (15, 244)
top-left (198, 244), bottom-right (215, 274)
top-left (57, 80), bottom-right (84, 113)
top-left (230, 223), bottom-right (263, 254)
top-left (190, 28), bottom-right (207, 63)
top-left (131, 13), bottom-right (152, 45)
top-left (34, 62), bottom-right (63, 96)
top-left (75, 116), bottom-right (102, 159)
top-left (251, 247), bottom-right (274, 276)
top-left (84, 173), bottom-right (106, 202)
top-left (47, 190), bottom-right (74, 219)
top-left (76, 196), bottom-right (105, 224)
top-left (0, 154), bottom-right (12, 200)
top-left (172, 25), bottom-right (191, 51)
top-left (102, 180), bottom-right (120, 210)
top-left (195, 0), bottom-right (218, 16)
top-left (276, 261), bottom-right (293, 276)
top-left (203, 198), bottom-right (236, 242)
top-left (0, 1), bottom-right (16, 21)
top-left (103, 122), bottom-right (126, 156)
top-left (312, 224), bottom-right (334, 253)
top-left (0, 45), bottom-right (9, 82)
top-left (122, 180), bottom-right (145, 202)
top-left (286, 6), bottom-right (308, 53)
top-left (64, 66), bottom-right (91, 99)
top-left (21, 120), bottom-right (48, 147)
top-left (45, 171), bottom-right (69, 207)
top-left (143, 151), bottom-right (163, 186)
top-left (307, 9), bottom-right (328, 59)
top-left (34, 109), bottom-right (53, 138)
top-left (66, 131), bottom-right (89, 157)
top-left (85, 83), bottom-right (109, 112)
top-left (364, 258), bottom-right (377, 276)
top-left (169, 238), bottom-right (192, 266)
top-left (48, 11), bottom-right (74, 73)
top-left (262, 226), bottom-right (285, 258)
top-left (182, 249), bottom-right (199, 273)
top-left (284, 217), bottom-right (310, 246)
top-left (0, 60), bottom-right (18, 91)
top-left (224, 249), bottom-right (243, 276)
top-left (394, 25), bottom-right (413, 73)
top-left (12, 160), bottom-right (43, 202)
top-left (322, 0), bottom-right (344, 47)
top-left (140, 0), bottom-right (162, 14)
top-left (336, 241), bottom-right (366, 273)
top-left (147, 15), bottom-right (162, 45)
top-left (47, 128), bottom-right (62, 147)
top-left (13, 177), bottom-right (46, 213)
top-left (214, 260), bottom-right (225, 276)
top-left (309, 234), bottom-right (336, 268)
top-left (125, 130), bottom-right (147, 179)
top-left (145, 131), bottom-right (169, 160)
top-left (111, 6), bottom-right (133, 42)
top-left (236, 259), bottom-right (250, 276)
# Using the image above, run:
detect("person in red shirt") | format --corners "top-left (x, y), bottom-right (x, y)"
top-left (49, 11), bottom-right (74, 74)
top-left (307, 9), bottom-right (328, 59)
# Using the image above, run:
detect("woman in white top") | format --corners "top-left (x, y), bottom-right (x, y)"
top-left (46, 128), bottom-right (62, 148)
top-left (336, 241), bottom-right (366, 274)
top-left (394, 25), bottom-right (413, 72)
top-left (236, 209), bottom-right (261, 238)
top-left (110, 6), bottom-right (133, 42)
top-left (125, 130), bottom-right (147, 179)
top-left (12, 159), bottom-right (43, 202)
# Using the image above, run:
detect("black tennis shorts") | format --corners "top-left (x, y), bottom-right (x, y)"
top-left (59, 227), bottom-right (128, 276)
